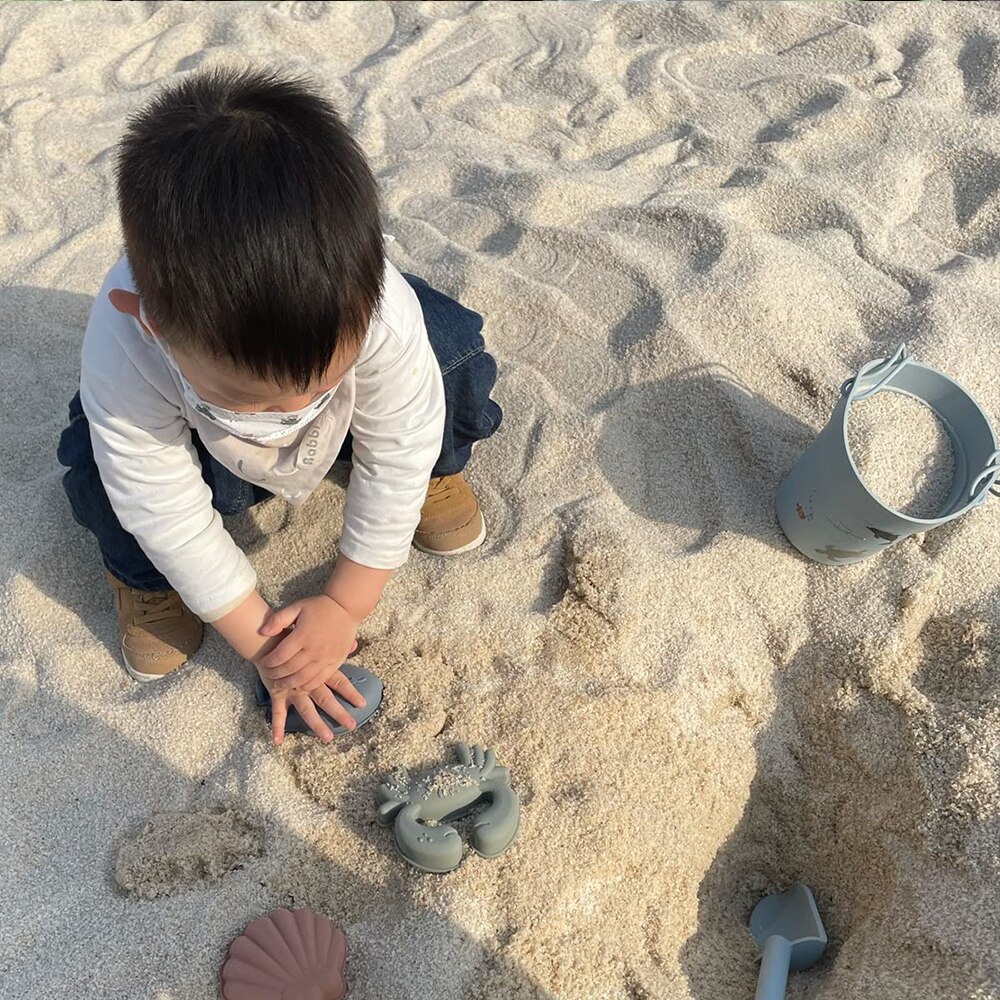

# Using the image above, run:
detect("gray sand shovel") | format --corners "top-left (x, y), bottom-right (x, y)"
top-left (750, 883), bottom-right (827, 999)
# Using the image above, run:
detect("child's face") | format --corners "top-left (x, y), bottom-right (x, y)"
top-left (170, 343), bottom-right (355, 413)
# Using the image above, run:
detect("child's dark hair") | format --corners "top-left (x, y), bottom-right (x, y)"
top-left (116, 66), bottom-right (384, 389)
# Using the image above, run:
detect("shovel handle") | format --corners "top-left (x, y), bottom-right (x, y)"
top-left (755, 935), bottom-right (792, 1000)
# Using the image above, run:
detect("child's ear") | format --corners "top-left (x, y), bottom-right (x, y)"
top-left (108, 288), bottom-right (160, 337)
top-left (108, 288), bottom-right (140, 318)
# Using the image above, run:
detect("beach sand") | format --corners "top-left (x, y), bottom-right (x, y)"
top-left (3, 2), bottom-right (1000, 997)
top-left (848, 389), bottom-right (956, 518)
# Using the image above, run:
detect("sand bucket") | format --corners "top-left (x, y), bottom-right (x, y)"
top-left (776, 344), bottom-right (999, 565)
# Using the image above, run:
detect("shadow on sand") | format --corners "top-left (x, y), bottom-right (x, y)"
top-left (679, 580), bottom-right (1000, 999)
top-left (3, 284), bottom-right (555, 999)
top-left (596, 364), bottom-right (819, 554)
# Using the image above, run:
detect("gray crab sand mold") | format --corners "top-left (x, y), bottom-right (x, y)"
top-left (376, 743), bottom-right (520, 873)
top-left (777, 344), bottom-right (999, 565)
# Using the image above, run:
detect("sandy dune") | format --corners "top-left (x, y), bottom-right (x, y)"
top-left (3, 2), bottom-right (1000, 997)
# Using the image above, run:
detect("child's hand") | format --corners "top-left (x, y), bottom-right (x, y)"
top-left (257, 667), bottom-right (361, 744)
top-left (257, 594), bottom-right (362, 695)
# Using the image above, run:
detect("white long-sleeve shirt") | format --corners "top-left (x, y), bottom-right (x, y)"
top-left (79, 253), bottom-right (445, 621)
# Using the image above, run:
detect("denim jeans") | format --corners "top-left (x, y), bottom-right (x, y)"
top-left (57, 273), bottom-right (503, 592)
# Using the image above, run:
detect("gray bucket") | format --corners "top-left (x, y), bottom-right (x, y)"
top-left (776, 344), bottom-right (999, 565)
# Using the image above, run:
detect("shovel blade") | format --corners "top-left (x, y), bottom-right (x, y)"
top-left (750, 883), bottom-right (827, 971)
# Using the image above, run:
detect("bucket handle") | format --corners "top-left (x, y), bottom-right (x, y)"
top-left (969, 449), bottom-right (1000, 503)
top-left (840, 344), bottom-right (911, 402)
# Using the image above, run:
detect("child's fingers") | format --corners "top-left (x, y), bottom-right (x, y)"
top-left (261, 602), bottom-right (302, 636)
top-left (292, 694), bottom-right (335, 742)
top-left (309, 686), bottom-right (357, 732)
top-left (276, 663), bottom-right (323, 694)
top-left (329, 673), bottom-right (366, 709)
top-left (271, 696), bottom-right (288, 745)
top-left (258, 634), bottom-right (304, 673)
top-left (278, 651), bottom-right (363, 695)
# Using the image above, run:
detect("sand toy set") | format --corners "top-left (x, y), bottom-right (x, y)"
top-left (241, 681), bottom-right (521, 994)
top-left (777, 343), bottom-right (999, 564)
top-left (231, 344), bottom-right (996, 996)
top-left (225, 723), bottom-right (518, 993)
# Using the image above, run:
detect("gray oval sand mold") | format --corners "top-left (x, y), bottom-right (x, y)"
top-left (254, 662), bottom-right (384, 736)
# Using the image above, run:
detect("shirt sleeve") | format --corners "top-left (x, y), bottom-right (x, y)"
top-left (340, 300), bottom-right (446, 569)
top-left (79, 314), bottom-right (257, 622)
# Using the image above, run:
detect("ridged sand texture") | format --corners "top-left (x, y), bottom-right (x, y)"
top-left (4, 2), bottom-right (1000, 999)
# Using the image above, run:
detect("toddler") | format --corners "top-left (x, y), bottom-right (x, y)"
top-left (57, 67), bottom-right (502, 743)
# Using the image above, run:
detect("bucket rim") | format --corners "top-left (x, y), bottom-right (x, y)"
top-left (838, 353), bottom-right (999, 526)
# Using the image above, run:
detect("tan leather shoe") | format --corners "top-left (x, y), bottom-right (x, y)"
top-left (413, 474), bottom-right (486, 556)
top-left (107, 572), bottom-right (204, 682)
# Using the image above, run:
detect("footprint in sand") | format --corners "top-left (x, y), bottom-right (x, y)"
top-left (912, 148), bottom-right (1000, 258)
top-left (755, 83), bottom-right (845, 143)
top-left (895, 34), bottom-right (965, 105)
top-left (541, 507), bottom-right (646, 673)
top-left (958, 32), bottom-right (1000, 115)
top-left (113, 806), bottom-right (263, 900)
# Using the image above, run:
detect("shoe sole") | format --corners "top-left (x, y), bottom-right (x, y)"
top-left (413, 514), bottom-right (487, 557)
top-left (122, 641), bottom-right (189, 683)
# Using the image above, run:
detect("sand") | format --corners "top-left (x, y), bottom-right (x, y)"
top-left (115, 806), bottom-right (264, 901)
top-left (3, 2), bottom-right (1000, 998)
top-left (848, 390), bottom-right (956, 518)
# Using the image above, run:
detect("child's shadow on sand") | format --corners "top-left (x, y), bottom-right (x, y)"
top-left (676, 638), bottom-right (846, 997)
top-left (677, 586), bottom-right (1000, 998)
top-left (595, 365), bottom-right (821, 554)
top-left (5, 674), bottom-right (557, 999)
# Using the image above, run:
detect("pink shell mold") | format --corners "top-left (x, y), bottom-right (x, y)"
top-left (221, 908), bottom-right (348, 1000)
